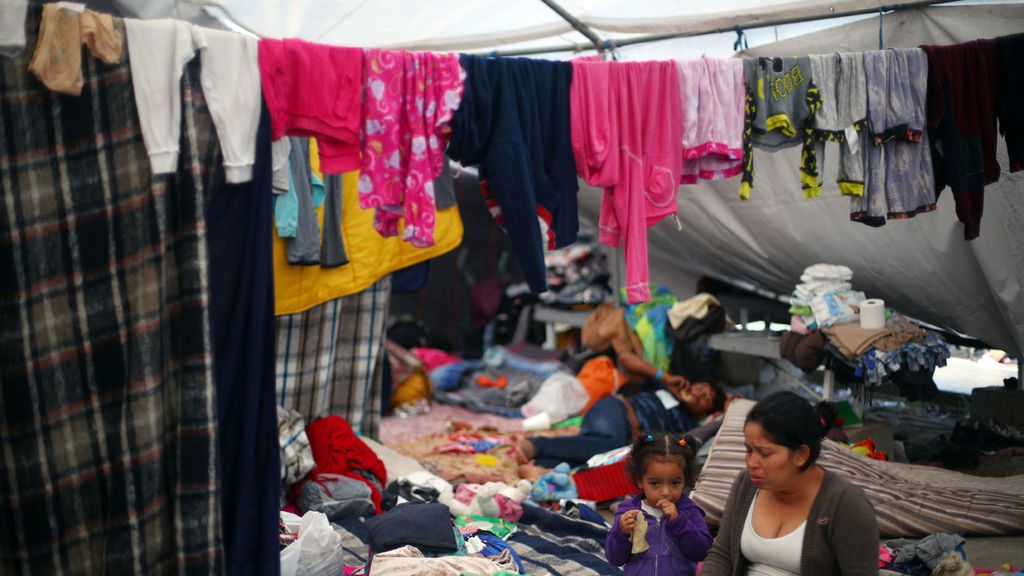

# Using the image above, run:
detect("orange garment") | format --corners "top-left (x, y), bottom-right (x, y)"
top-left (476, 375), bottom-right (507, 389)
top-left (28, 4), bottom-right (122, 96)
top-left (576, 356), bottom-right (624, 413)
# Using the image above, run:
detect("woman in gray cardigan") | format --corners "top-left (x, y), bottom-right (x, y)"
top-left (702, 391), bottom-right (878, 576)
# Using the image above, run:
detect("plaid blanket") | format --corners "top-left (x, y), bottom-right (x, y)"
top-left (0, 7), bottom-right (222, 576)
top-left (276, 276), bottom-right (392, 437)
top-left (333, 504), bottom-right (619, 575)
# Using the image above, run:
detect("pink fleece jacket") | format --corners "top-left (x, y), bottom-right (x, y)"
top-left (571, 58), bottom-right (682, 304)
top-left (258, 38), bottom-right (363, 174)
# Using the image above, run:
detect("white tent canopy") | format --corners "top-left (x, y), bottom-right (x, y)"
top-left (92, 0), bottom-right (1024, 355)
top-left (101, 0), bottom-right (990, 52)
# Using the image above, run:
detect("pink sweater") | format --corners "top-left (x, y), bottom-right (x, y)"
top-left (571, 58), bottom-right (682, 304)
top-left (258, 38), bottom-right (363, 174)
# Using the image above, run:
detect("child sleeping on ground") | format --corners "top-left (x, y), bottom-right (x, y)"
top-left (605, 432), bottom-right (713, 576)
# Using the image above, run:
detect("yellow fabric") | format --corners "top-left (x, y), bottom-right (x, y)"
top-left (309, 138), bottom-right (321, 178)
top-left (801, 171), bottom-right (823, 199)
top-left (739, 181), bottom-right (752, 201)
top-left (838, 180), bottom-right (865, 198)
top-left (273, 169), bottom-right (464, 315)
top-left (765, 114), bottom-right (797, 138)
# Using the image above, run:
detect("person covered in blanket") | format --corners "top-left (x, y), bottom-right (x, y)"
top-left (515, 351), bottom-right (726, 479)
top-left (605, 432), bottom-right (713, 575)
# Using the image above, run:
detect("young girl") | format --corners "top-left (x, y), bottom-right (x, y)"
top-left (605, 432), bottom-right (713, 576)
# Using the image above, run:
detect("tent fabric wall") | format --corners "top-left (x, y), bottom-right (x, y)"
top-left (576, 5), bottom-right (1024, 354)
top-left (100, 0), bottom-right (976, 52)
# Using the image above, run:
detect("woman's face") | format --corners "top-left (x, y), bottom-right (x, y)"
top-left (743, 421), bottom-right (809, 492)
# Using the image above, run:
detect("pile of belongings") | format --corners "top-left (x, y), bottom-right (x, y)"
top-left (432, 346), bottom-right (572, 418)
top-left (823, 314), bottom-right (950, 387)
top-left (287, 416), bottom-right (388, 521)
top-left (823, 313), bottom-right (926, 360)
top-left (789, 264), bottom-right (865, 330)
top-left (365, 502), bottom-right (524, 575)
top-left (879, 533), bottom-right (971, 576)
top-left (540, 238), bottom-right (611, 307)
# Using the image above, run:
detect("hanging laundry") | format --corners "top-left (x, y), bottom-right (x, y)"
top-left (272, 137), bottom-right (291, 192)
top-left (276, 277), bottom-right (393, 436)
top-left (205, 99), bottom-right (282, 576)
top-left (0, 0), bottom-right (27, 56)
top-left (997, 34), bottom-right (1024, 173)
top-left (739, 56), bottom-right (821, 199)
top-left (320, 173), bottom-right (349, 267)
top-left (448, 55), bottom-right (579, 294)
top-left (854, 48), bottom-right (936, 227)
top-left (359, 49), bottom-right (464, 248)
top-left (278, 137), bottom-right (324, 264)
top-left (125, 19), bottom-right (261, 182)
top-left (921, 40), bottom-right (1000, 240)
top-left (434, 163), bottom-right (459, 210)
top-left (808, 52), bottom-right (868, 198)
top-left (270, 168), bottom-right (461, 315)
top-left (571, 57), bottom-right (681, 304)
top-left (0, 8), bottom-right (222, 572)
top-left (28, 3), bottom-right (121, 96)
top-left (677, 56), bottom-right (745, 184)
top-left (258, 38), bottom-right (362, 174)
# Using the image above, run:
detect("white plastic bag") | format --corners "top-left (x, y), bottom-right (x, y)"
top-left (811, 290), bottom-right (865, 328)
top-left (280, 511), bottom-right (344, 576)
top-left (521, 373), bottom-right (589, 424)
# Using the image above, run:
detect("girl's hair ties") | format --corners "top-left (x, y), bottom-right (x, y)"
top-left (645, 434), bottom-right (654, 442)
top-left (678, 438), bottom-right (687, 447)
top-left (819, 415), bottom-right (827, 430)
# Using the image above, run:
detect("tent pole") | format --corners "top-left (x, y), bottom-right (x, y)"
top-left (491, 0), bottom-right (960, 57)
top-left (536, 0), bottom-right (606, 53)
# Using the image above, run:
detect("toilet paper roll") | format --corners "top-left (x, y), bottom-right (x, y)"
top-left (860, 299), bottom-right (885, 329)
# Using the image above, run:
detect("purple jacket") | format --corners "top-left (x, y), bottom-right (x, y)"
top-left (605, 494), bottom-right (713, 576)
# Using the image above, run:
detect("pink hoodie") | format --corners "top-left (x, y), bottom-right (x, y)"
top-left (258, 38), bottom-right (363, 174)
top-left (678, 56), bottom-right (745, 184)
top-left (571, 58), bottom-right (682, 304)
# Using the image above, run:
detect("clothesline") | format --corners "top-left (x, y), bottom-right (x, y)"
top-left (14, 2), bottom-right (1024, 313)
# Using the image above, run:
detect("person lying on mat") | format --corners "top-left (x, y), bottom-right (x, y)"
top-left (515, 351), bottom-right (726, 475)
top-left (702, 391), bottom-right (878, 576)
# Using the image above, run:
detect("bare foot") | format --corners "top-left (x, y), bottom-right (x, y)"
top-left (514, 439), bottom-right (535, 465)
top-left (518, 462), bottom-right (549, 483)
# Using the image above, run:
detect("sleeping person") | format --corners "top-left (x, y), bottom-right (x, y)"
top-left (516, 352), bottom-right (726, 477)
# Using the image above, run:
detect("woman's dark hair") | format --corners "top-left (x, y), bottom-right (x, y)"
top-left (626, 432), bottom-right (699, 488)
top-left (745, 391), bottom-right (837, 471)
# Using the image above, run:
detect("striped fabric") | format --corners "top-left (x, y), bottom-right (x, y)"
top-left (692, 400), bottom-right (1024, 537)
top-left (276, 276), bottom-right (392, 437)
top-left (331, 504), bottom-right (614, 575)
top-left (0, 8), bottom-right (222, 575)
